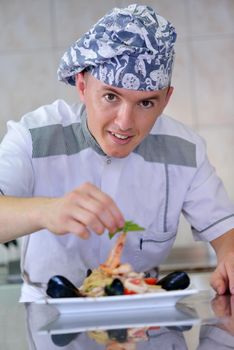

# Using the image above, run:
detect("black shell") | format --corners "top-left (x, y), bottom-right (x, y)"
top-left (104, 278), bottom-right (124, 296)
top-left (51, 333), bottom-right (80, 346)
top-left (157, 271), bottom-right (190, 291)
top-left (46, 275), bottom-right (83, 298)
top-left (107, 328), bottom-right (128, 343)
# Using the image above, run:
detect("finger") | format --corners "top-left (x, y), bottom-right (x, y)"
top-left (79, 183), bottom-right (125, 227)
top-left (74, 187), bottom-right (124, 232)
top-left (67, 219), bottom-right (90, 240)
top-left (230, 295), bottom-right (234, 316)
top-left (74, 194), bottom-right (117, 232)
top-left (211, 295), bottom-right (230, 317)
top-left (225, 261), bottom-right (234, 294)
top-left (210, 270), bottom-right (227, 295)
top-left (69, 205), bottom-right (106, 234)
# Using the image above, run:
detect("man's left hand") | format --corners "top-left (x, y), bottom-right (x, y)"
top-left (210, 229), bottom-right (234, 295)
top-left (210, 251), bottom-right (234, 295)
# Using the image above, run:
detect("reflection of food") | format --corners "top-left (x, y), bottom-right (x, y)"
top-left (106, 343), bottom-right (136, 350)
top-left (88, 330), bottom-right (109, 344)
top-left (88, 327), bottom-right (149, 349)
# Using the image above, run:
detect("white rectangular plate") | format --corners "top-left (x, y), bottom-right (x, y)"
top-left (39, 302), bottom-right (199, 335)
top-left (36, 288), bottom-right (198, 315)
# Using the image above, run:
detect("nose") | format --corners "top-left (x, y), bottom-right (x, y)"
top-left (114, 103), bottom-right (134, 131)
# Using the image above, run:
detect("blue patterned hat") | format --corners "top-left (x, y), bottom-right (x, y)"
top-left (58, 4), bottom-right (177, 91)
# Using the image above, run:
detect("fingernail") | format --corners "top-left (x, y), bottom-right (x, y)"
top-left (217, 286), bottom-right (224, 295)
top-left (82, 231), bottom-right (89, 240)
top-left (119, 219), bottom-right (125, 227)
top-left (215, 284), bottom-right (221, 294)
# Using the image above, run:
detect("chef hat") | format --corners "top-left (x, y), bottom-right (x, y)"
top-left (57, 4), bottom-right (177, 91)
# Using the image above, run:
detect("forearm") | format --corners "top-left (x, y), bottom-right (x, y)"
top-left (211, 229), bottom-right (234, 262)
top-left (0, 196), bottom-right (52, 243)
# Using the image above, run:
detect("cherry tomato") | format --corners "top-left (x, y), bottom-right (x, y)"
top-left (124, 288), bottom-right (137, 295)
top-left (144, 277), bottom-right (158, 285)
top-left (148, 326), bottom-right (161, 330)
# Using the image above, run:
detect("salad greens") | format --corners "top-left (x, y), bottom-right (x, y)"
top-left (109, 220), bottom-right (145, 239)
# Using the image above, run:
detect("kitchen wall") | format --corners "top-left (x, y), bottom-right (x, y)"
top-left (0, 0), bottom-right (233, 255)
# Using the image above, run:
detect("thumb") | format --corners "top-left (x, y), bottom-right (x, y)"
top-left (210, 268), bottom-right (227, 295)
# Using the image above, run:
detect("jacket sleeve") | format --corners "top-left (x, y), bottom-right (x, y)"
top-left (0, 120), bottom-right (34, 197)
top-left (182, 142), bottom-right (234, 242)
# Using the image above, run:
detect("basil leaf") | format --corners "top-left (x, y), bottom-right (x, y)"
top-left (108, 220), bottom-right (145, 239)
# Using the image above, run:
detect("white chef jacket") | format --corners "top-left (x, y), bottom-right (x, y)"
top-left (0, 99), bottom-right (234, 300)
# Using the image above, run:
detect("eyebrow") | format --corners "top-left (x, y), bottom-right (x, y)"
top-left (102, 86), bottom-right (161, 100)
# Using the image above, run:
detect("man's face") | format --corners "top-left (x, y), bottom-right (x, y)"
top-left (76, 73), bottom-right (173, 158)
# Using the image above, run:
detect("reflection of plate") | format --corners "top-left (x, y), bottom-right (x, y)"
top-left (36, 288), bottom-right (198, 315)
top-left (39, 302), bottom-right (199, 335)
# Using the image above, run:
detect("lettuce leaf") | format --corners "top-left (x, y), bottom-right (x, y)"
top-left (109, 220), bottom-right (145, 239)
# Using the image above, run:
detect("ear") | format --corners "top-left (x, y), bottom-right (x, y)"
top-left (75, 72), bottom-right (86, 102)
top-left (164, 86), bottom-right (174, 106)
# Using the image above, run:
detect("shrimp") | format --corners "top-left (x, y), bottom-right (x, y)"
top-left (100, 232), bottom-right (127, 274)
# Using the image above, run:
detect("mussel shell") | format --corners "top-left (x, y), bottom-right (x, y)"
top-left (167, 325), bottom-right (192, 332)
top-left (86, 269), bottom-right (92, 277)
top-left (46, 275), bottom-right (83, 298)
top-left (104, 278), bottom-right (124, 296)
top-left (107, 328), bottom-right (128, 343)
top-left (157, 271), bottom-right (190, 291)
top-left (51, 333), bottom-right (80, 346)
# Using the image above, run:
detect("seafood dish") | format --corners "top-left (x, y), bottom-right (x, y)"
top-left (46, 222), bottom-right (190, 299)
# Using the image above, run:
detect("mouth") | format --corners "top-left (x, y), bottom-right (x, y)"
top-left (108, 131), bottom-right (133, 144)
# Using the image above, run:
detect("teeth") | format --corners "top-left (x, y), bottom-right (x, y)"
top-left (111, 132), bottom-right (128, 139)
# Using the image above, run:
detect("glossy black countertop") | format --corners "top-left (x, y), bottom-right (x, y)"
top-left (1, 278), bottom-right (234, 350)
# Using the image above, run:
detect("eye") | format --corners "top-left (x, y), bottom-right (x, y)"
top-left (139, 100), bottom-right (154, 109)
top-left (104, 93), bottom-right (117, 102)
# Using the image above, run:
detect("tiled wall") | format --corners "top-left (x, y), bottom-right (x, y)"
top-left (0, 0), bottom-right (233, 249)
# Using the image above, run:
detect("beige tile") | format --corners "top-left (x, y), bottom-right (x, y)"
top-left (0, 52), bottom-right (56, 139)
top-left (188, 0), bottom-right (234, 36)
top-left (191, 38), bottom-right (234, 126)
top-left (164, 42), bottom-right (194, 126)
top-left (198, 126), bottom-right (234, 201)
top-left (54, 0), bottom-right (188, 48)
top-left (174, 214), bottom-right (195, 247)
top-left (121, 0), bottom-right (188, 39)
top-left (146, 0), bottom-right (188, 40)
top-left (0, 0), bottom-right (52, 51)
top-left (53, 0), bottom-right (121, 47)
top-left (54, 80), bottom-right (79, 106)
top-left (53, 49), bottom-right (80, 104)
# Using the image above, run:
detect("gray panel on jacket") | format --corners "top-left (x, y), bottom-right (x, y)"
top-left (29, 124), bottom-right (196, 167)
top-left (29, 123), bottom-right (87, 158)
top-left (134, 134), bottom-right (196, 167)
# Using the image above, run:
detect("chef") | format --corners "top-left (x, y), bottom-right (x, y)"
top-left (0, 4), bottom-right (234, 301)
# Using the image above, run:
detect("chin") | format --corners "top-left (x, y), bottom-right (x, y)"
top-left (104, 148), bottom-right (131, 159)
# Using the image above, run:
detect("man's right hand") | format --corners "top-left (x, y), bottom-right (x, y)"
top-left (0, 182), bottom-right (125, 242)
top-left (35, 182), bottom-right (124, 239)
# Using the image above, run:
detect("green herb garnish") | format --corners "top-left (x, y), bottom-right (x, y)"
top-left (109, 220), bottom-right (145, 239)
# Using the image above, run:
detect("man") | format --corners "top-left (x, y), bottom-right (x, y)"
top-left (0, 4), bottom-right (233, 300)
